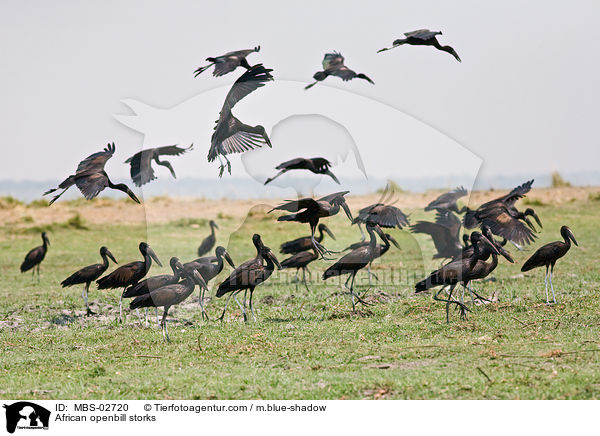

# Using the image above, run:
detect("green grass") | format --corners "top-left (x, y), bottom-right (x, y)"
top-left (1, 198), bottom-right (599, 399)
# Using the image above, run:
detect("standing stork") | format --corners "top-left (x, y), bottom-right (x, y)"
top-left (264, 157), bottom-right (340, 185)
top-left (20, 232), bottom-right (50, 280)
top-left (280, 246), bottom-right (319, 292)
top-left (279, 224), bottom-right (335, 255)
top-left (270, 191), bottom-right (353, 258)
top-left (124, 144), bottom-right (193, 187)
top-left (521, 226), bottom-right (578, 304)
top-left (377, 29), bottom-right (461, 62)
top-left (305, 52), bottom-right (374, 90)
top-left (61, 246), bottom-right (117, 315)
top-left (96, 242), bottom-right (162, 322)
top-left (208, 64), bottom-right (274, 177)
top-left (197, 220), bottom-right (219, 257)
top-left (193, 46), bottom-right (260, 77)
top-left (44, 143), bottom-right (140, 205)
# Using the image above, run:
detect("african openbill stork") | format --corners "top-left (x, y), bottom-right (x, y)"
top-left (208, 64), bottom-right (274, 177)
top-left (122, 256), bottom-right (181, 327)
top-left (323, 223), bottom-right (388, 311)
top-left (410, 210), bottom-right (463, 260)
top-left (96, 242), bottom-right (162, 322)
top-left (279, 224), bottom-right (335, 255)
top-left (377, 29), bottom-right (461, 62)
top-left (343, 232), bottom-right (401, 284)
top-left (130, 261), bottom-right (208, 342)
top-left (280, 246), bottom-right (319, 292)
top-left (353, 202), bottom-right (409, 242)
top-left (61, 246), bottom-right (117, 315)
top-left (415, 232), bottom-right (499, 322)
top-left (305, 52), bottom-right (374, 90)
top-left (193, 46), bottom-right (260, 77)
top-left (197, 220), bottom-right (219, 257)
top-left (20, 232), bottom-right (49, 280)
top-left (216, 236), bottom-right (281, 322)
top-left (264, 157), bottom-right (340, 185)
top-left (124, 144), bottom-right (193, 187)
top-left (424, 187), bottom-right (468, 214)
top-left (270, 191), bottom-right (353, 258)
top-left (521, 226), bottom-right (578, 305)
top-left (44, 143), bottom-right (140, 205)
top-left (185, 246), bottom-right (235, 319)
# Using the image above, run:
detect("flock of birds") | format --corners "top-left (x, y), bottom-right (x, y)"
top-left (17, 31), bottom-right (579, 341)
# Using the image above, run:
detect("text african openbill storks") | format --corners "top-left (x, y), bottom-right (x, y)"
top-left (216, 235), bottom-right (281, 322)
top-left (281, 246), bottom-right (319, 292)
top-left (197, 220), bottom-right (219, 257)
top-left (424, 187), bottom-right (468, 214)
top-left (193, 46), bottom-right (260, 77)
top-left (122, 256), bottom-right (181, 327)
top-left (377, 29), bottom-right (461, 62)
top-left (44, 143), bottom-right (140, 205)
top-left (270, 191), bottom-right (353, 258)
top-left (410, 210), bottom-right (463, 260)
top-left (264, 157), bottom-right (340, 185)
top-left (279, 224), bottom-right (335, 255)
top-left (521, 226), bottom-right (578, 305)
top-left (208, 64), bottom-right (274, 177)
top-left (97, 242), bottom-right (162, 322)
top-left (130, 261), bottom-right (208, 342)
top-left (20, 232), bottom-right (50, 280)
top-left (305, 52), bottom-right (374, 90)
top-left (185, 246), bottom-right (235, 320)
top-left (61, 246), bottom-right (117, 315)
top-left (323, 223), bottom-right (388, 311)
top-left (124, 144), bottom-right (193, 187)
top-left (415, 232), bottom-right (499, 322)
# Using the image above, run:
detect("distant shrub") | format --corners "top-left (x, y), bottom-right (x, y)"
top-left (217, 212), bottom-right (232, 220)
top-left (523, 197), bottom-right (545, 206)
top-left (20, 215), bottom-right (34, 224)
top-left (376, 180), bottom-right (405, 195)
top-left (65, 214), bottom-right (88, 230)
top-left (589, 192), bottom-right (600, 202)
top-left (0, 196), bottom-right (24, 209)
top-left (28, 198), bottom-right (50, 208)
top-left (551, 171), bottom-right (572, 188)
top-left (171, 217), bottom-right (208, 227)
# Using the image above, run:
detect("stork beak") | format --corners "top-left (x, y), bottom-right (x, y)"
top-left (193, 269), bottom-right (208, 290)
top-left (268, 249), bottom-right (282, 270)
top-left (389, 235), bottom-right (401, 249)
top-left (147, 246), bottom-right (163, 267)
top-left (323, 225), bottom-right (336, 241)
top-left (523, 216), bottom-right (536, 231)
top-left (127, 189), bottom-right (141, 204)
top-left (496, 244), bottom-right (515, 263)
top-left (568, 229), bottom-right (578, 246)
top-left (106, 249), bottom-right (118, 264)
top-left (224, 251), bottom-right (235, 268)
top-left (325, 170), bottom-right (340, 185)
top-left (479, 234), bottom-right (500, 255)
top-left (213, 222), bottom-right (219, 230)
top-left (341, 201), bottom-right (353, 222)
top-left (532, 212), bottom-right (543, 229)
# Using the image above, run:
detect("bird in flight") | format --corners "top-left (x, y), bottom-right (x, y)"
top-left (207, 64), bottom-right (274, 177)
top-left (44, 143), bottom-right (140, 205)
top-left (305, 52), bottom-right (374, 90)
top-left (264, 157), bottom-right (340, 185)
top-left (378, 29), bottom-right (461, 62)
top-left (124, 144), bottom-right (193, 187)
top-left (193, 46), bottom-right (261, 77)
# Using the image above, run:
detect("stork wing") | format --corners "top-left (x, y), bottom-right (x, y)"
top-left (411, 221), bottom-right (456, 254)
top-left (330, 65), bottom-right (358, 81)
top-left (76, 142), bottom-right (115, 174)
top-left (317, 191), bottom-right (350, 204)
top-left (311, 157), bottom-right (332, 171)
top-left (74, 172), bottom-right (109, 199)
top-left (275, 157), bottom-right (308, 170)
top-left (322, 52), bottom-right (344, 70)
top-left (155, 144), bottom-right (193, 156)
top-left (435, 210), bottom-right (461, 237)
top-left (426, 186), bottom-right (468, 210)
top-left (367, 205), bottom-right (410, 228)
top-left (404, 29), bottom-right (440, 40)
top-left (219, 64), bottom-right (273, 118)
top-left (209, 116), bottom-right (270, 161)
top-left (480, 208), bottom-right (537, 245)
top-left (125, 149), bottom-right (155, 187)
top-left (270, 198), bottom-right (319, 213)
top-left (480, 180), bottom-right (534, 209)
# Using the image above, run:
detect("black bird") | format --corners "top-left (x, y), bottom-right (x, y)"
top-left (264, 157), bottom-right (340, 185)
top-left (197, 220), bottom-right (219, 257)
top-left (61, 246), bottom-right (117, 315)
top-left (216, 236), bottom-right (281, 322)
top-left (270, 191), bottom-right (353, 257)
top-left (124, 144), bottom-right (193, 187)
top-left (410, 210), bottom-right (463, 260)
top-left (279, 223), bottom-right (336, 255)
top-left (521, 226), bottom-right (578, 304)
top-left (425, 187), bottom-right (468, 214)
top-left (345, 232), bottom-right (401, 284)
top-left (44, 143), bottom-right (140, 205)
top-left (353, 202), bottom-right (409, 242)
top-left (193, 46), bottom-right (260, 77)
top-left (97, 242), bottom-right (162, 322)
top-left (122, 256), bottom-right (181, 326)
top-left (185, 246), bottom-right (235, 319)
top-left (130, 261), bottom-right (208, 342)
top-left (207, 64), bottom-right (274, 177)
top-left (280, 246), bottom-right (319, 292)
top-left (415, 232), bottom-right (499, 322)
top-left (323, 223), bottom-right (388, 311)
top-left (377, 29), bottom-right (461, 62)
top-left (20, 232), bottom-right (50, 280)
top-left (305, 52), bottom-right (374, 90)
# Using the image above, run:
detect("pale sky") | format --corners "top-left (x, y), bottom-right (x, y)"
top-left (1, 1), bottom-right (599, 189)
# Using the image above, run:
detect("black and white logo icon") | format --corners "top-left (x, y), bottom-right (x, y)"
top-left (3, 402), bottom-right (50, 433)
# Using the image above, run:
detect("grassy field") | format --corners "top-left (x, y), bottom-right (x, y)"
top-left (1, 188), bottom-right (599, 399)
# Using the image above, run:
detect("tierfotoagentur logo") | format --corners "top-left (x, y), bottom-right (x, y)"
top-left (2, 402), bottom-right (50, 433)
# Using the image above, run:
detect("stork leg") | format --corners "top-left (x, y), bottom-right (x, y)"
top-left (136, 309), bottom-right (143, 325)
top-left (434, 284), bottom-right (468, 323)
top-left (119, 294), bottom-right (123, 323)
top-left (302, 267), bottom-right (310, 292)
top-left (218, 293), bottom-right (235, 321)
top-left (161, 307), bottom-right (170, 342)
top-left (249, 288), bottom-right (256, 322)
top-left (549, 263), bottom-right (557, 304)
top-left (83, 282), bottom-right (94, 316)
top-left (346, 271), bottom-right (371, 311)
top-left (294, 270), bottom-right (299, 292)
top-left (358, 223), bottom-right (366, 242)
top-left (144, 308), bottom-right (149, 328)
top-left (198, 289), bottom-right (210, 321)
top-left (544, 265), bottom-right (550, 304)
top-left (508, 240), bottom-right (523, 251)
top-left (233, 291), bottom-right (248, 322)
top-left (155, 308), bottom-right (160, 327)
top-left (36, 264), bottom-right (41, 282)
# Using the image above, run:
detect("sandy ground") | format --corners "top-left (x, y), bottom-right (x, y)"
top-left (2, 186), bottom-right (598, 228)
